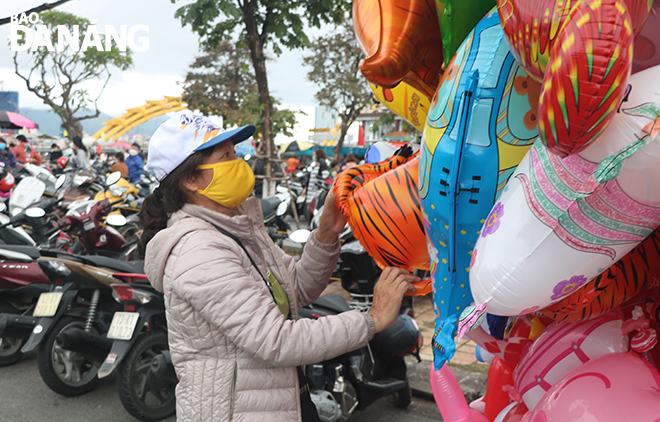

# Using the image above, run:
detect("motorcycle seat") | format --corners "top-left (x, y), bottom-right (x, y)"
top-left (0, 244), bottom-right (41, 260)
top-left (82, 255), bottom-right (145, 274)
top-left (313, 294), bottom-right (351, 313)
top-left (260, 196), bottom-right (281, 217)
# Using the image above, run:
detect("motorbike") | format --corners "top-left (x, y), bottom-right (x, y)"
top-left (99, 277), bottom-right (175, 422)
top-left (20, 252), bottom-right (144, 396)
top-left (261, 186), bottom-right (292, 247)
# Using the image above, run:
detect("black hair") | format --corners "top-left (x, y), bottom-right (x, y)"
top-left (72, 136), bottom-right (88, 153)
top-left (115, 151), bottom-right (125, 162)
top-left (138, 148), bottom-right (213, 258)
top-left (131, 142), bottom-right (141, 151)
top-left (345, 153), bottom-right (358, 163)
top-left (16, 135), bottom-right (27, 143)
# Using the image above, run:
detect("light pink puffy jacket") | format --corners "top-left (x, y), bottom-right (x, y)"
top-left (144, 199), bottom-right (375, 422)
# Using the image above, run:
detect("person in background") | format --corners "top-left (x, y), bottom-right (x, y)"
top-left (329, 160), bottom-right (341, 178)
top-left (13, 135), bottom-right (42, 165)
top-left (343, 153), bottom-right (358, 170)
top-left (49, 144), bottom-right (63, 165)
top-left (0, 138), bottom-right (18, 168)
top-left (111, 151), bottom-right (129, 178)
top-left (126, 142), bottom-right (144, 183)
top-left (286, 154), bottom-right (300, 174)
top-left (68, 136), bottom-right (90, 169)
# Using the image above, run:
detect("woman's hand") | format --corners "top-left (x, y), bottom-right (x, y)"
top-left (316, 190), bottom-right (348, 244)
top-left (369, 267), bottom-right (420, 333)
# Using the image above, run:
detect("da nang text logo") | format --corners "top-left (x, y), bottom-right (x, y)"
top-left (9, 12), bottom-right (149, 52)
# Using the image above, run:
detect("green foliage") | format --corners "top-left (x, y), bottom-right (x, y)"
top-left (172, 0), bottom-right (350, 55)
top-left (13, 10), bottom-right (133, 137)
top-left (182, 43), bottom-right (301, 139)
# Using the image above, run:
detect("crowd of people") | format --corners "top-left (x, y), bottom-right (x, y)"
top-left (0, 134), bottom-right (146, 183)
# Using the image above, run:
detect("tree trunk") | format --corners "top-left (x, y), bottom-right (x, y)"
top-left (333, 118), bottom-right (350, 162)
top-left (242, 0), bottom-right (275, 196)
top-left (61, 113), bottom-right (83, 139)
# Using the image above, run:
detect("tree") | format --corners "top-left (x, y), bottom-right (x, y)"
top-left (182, 42), bottom-right (299, 139)
top-left (0, 1), bottom-right (72, 26)
top-left (13, 11), bottom-right (132, 138)
top-left (303, 19), bottom-right (374, 161)
top-left (173, 0), bottom-right (349, 194)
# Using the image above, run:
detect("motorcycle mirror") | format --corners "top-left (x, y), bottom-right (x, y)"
top-left (106, 171), bottom-right (122, 186)
top-left (25, 207), bottom-right (46, 218)
top-left (105, 213), bottom-right (127, 227)
top-left (244, 153), bottom-right (252, 161)
top-left (289, 229), bottom-right (311, 244)
top-left (55, 175), bottom-right (66, 190)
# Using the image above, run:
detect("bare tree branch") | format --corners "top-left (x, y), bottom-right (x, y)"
top-left (0, 0), bottom-right (72, 25)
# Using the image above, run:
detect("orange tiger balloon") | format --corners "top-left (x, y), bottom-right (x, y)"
top-left (334, 147), bottom-right (432, 296)
top-left (540, 228), bottom-right (660, 322)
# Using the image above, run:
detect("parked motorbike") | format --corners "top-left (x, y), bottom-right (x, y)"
top-left (99, 277), bottom-right (175, 421)
top-left (261, 186), bottom-right (291, 246)
top-left (20, 252), bottom-right (144, 396)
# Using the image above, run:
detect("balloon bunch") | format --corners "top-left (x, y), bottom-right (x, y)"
top-left (343, 0), bottom-right (660, 420)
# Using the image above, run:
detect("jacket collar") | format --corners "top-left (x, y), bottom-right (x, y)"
top-left (169, 197), bottom-right (264, 242)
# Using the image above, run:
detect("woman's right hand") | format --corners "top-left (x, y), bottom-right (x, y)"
top-left (369, 267), bottom-right (420, 333)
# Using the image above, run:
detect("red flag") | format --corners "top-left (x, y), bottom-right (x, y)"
top-left (358, 125), bottom-right (365, 147)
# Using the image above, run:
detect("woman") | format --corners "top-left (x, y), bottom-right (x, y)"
top-left (140, 114), bottom-right (417, 422)
top-left (111, 151), bottom-right (129, 178)
top-left (68, 136), bottom-right (89, 169)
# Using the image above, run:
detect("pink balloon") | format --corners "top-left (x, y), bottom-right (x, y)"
top-left (528, 353), bottom-right (660, 422)
top-left (513, 311), bottom-right (629, 410)
top-left (430, 365), bottom-right (490, 422)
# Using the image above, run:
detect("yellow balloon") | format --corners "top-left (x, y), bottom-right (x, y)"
top-left (369, 81), bottom-right (430, 132)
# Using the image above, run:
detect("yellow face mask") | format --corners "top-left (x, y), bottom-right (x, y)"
top-left (196, 159), bottom-right (255, 208)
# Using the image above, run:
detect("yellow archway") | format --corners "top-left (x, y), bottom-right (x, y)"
top-left (91, 96), bottom-right (187, 141)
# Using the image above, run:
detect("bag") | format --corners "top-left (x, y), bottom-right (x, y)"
top-left (211, 223), bottom-right (320, 422)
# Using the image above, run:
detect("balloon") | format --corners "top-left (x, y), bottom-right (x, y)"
top-left (497, 0), bottom-right (653, 157)
top-left (483, 358), bottom-right (517, 421)
top-left (334, 149), bottom-right (432, 295)
top-left (368, 81), bottom-right (431, 132)
top-left (430, 365), bottom-right (490, 422)
top-left (513, 311), bottom-right (629, 411)
top-left (632, 0), bottom-right (660, 74)
top-left (495, 402), bottom-right (528, 422)
top-left (436, 0), bottom-right (498, 66)
top-left (364, 141), bottom-right (420, 163)
top-left (466, 316), bottom-right (533, 365)
top-left (468, 65), bottom-right (660, 318)
top-left (353, 0), bottom-right (444, 100)
top-left (527, 352), bottom-right (660, 422)
top-left (420, 9), bottom-right (540, 369)
top-left (541, 228), bottom-right (660, 322)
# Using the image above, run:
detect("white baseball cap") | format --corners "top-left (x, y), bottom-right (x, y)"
top-left (147, 113), bottom-right (256, 181)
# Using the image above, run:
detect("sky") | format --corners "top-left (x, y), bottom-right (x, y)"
top-left (0, 0), bottom-right (333, 142)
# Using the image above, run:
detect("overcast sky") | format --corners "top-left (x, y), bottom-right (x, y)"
top-left (0, 0), bottom-right (331, 139)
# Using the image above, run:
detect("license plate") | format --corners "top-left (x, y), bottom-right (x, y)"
top-left (107, 312), bottom-right (140, 340)
top-left (83, 221), bottom-right (95, 231)
top-left (33, 292), bottom-right (63, 317)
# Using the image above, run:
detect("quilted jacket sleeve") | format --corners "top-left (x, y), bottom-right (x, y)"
top-left (171, 232), bottom-right (374, 367)
top-left (275, 229), bottom-right (342, 307)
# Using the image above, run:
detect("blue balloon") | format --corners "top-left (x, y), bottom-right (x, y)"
top-left (419, 9), bottom-right (539, 369)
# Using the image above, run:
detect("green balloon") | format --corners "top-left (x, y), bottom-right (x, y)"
top-left (436, 1), bottom-right (497, 66)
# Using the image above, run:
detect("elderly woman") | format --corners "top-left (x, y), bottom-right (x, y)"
top-left (139, 114), bottom-right (417, 422)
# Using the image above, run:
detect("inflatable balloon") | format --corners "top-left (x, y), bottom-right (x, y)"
top-left (494, 402), bottom-right (528, 422)
top-left (364, 141), bottom-right (420, 164)
top-left (353, 0), bottom-right (444, 100)
top-left (436, 0), bottom-right (497, 65)
top-left (498, 0), bottom-right (653, 156)
top-left (430, 365), bottom-right (490, 422)
top-left (467, 65), bottom-right (660, 319)
top-left (513, 311), bottom-right (629, 411)
top-left (334, 148), bottom-right (432, 295)
top-left (632, 0), bottom-right (660, 74)
top-left (541, 228), bottom-right (660, 322)
top-left (369, 81), bottom-right (431, 132)
top-left (420, 9), bottom-right (540, 368)
top-left (525, 352), bottom-right (660, 422)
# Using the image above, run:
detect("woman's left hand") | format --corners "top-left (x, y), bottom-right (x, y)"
top-left (316, 189), bottom-right (348, 244)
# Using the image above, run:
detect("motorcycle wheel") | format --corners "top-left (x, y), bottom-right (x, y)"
top-left (117, 330), bottom-right (176, 422)
top-left (0, 306), bottom-right (24, 367)
top-left (37, 316), bottom-right (100, 396)
top-left (0, 336), bottom-right (24, 367)
top-left (392, 379), bottom-right (412, 408)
